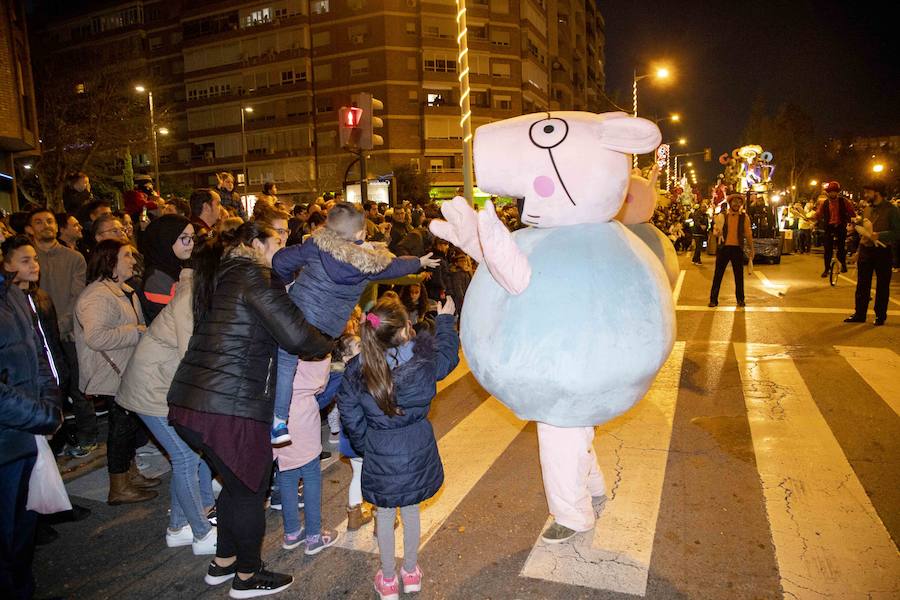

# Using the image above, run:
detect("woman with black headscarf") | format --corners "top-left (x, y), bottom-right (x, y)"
top-left (141, 214), bottom-right (195, 323)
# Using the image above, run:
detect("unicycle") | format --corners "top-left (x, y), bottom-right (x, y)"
top-left (829, 255), bottom-right (840, 286)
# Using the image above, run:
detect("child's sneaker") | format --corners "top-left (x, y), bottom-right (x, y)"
top-left (281, 527), bottom-right (305, 550)
top-left (373, 570), bottom-right (400, 600)
top-left (271, 423), bottom-right (291, 446)
top-left (304, 529), bottom-right (339, 555)
top-left (328, 431), bottom-right (340, 445)
top-left (400, 565), bottom-right (423, 593)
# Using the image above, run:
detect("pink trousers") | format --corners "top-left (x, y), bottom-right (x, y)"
top-left (536, 423), bottom-right (606, 532)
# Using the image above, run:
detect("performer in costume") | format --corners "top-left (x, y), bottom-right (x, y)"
top-left (430, 111), bottom-right (676, 543)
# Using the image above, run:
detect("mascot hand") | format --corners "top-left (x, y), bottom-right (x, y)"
top-left (429, 196), bottom-right (484, 263)
top-left (477, 200), bottom-right (532, 295)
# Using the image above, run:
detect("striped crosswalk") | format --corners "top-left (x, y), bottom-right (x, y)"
top-left (55, 341), bottom-right (900, 599)
top-left (323, 341), bottom-right (900, 597)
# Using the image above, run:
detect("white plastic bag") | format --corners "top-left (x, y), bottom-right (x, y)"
top-left (26, 435), bottom-right (72, 514)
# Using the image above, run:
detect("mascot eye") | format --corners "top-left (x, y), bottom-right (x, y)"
top-left (529, 118), bottom-right (568, 149)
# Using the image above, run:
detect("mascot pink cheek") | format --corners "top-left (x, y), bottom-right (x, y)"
top-left (533, 176), bottom-right (555, 198)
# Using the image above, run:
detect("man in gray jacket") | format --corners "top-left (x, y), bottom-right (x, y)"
top-left (25, 208), bottom-right (98, 456)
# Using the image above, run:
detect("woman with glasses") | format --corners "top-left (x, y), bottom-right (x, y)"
top-left (140, 215), bottom-right (195, 323)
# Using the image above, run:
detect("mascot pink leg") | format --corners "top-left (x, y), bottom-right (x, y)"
top-left (537, 424), bottom-right (605, 534)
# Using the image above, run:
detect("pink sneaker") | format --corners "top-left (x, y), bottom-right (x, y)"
top-left (373, 570), bottom-right (399, 600)
top-left (400, 565), bottom-right (423, 593)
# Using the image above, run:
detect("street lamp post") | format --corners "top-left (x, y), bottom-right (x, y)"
top-left (455, 0), bottom-right (474, 203)
top-left (135, 86), bottom-right (161, 193)
top-left (240, 106), bottom-right (253, 196)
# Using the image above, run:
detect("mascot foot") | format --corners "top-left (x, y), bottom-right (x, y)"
top-left (540, 522), bottom-right (580, 544)
top-left (591, 494), bottom-right (608, 519)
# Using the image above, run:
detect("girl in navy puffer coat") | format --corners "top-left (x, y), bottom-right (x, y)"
top-left (337, 295), bottom-right (459, 599)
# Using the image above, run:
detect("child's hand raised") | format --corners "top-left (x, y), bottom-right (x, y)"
top-left (437, 296), bottom-right (456, 315)
top-left (419, 253), bottom-right (440, 269)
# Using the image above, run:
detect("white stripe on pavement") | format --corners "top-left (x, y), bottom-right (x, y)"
top-left (834, 346), bottom-right (900, 417)
top-left (520, 342), bottom-right (686, 596)
top-left (839, 274), bottom-right (900, 306)
top-left (333, 396), bottom-right (526, 554)
top-left (752, 270), bottom-right (788, 297)
top-left (734, 343), bottom-right (900, 599)
top-left (677, 304), bottom-right (900, 315)
top-left (672, 270), bottom-right (686, 304)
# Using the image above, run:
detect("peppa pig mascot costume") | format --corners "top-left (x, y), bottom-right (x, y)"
top-left (430, 112), bottom-right (676, 543)
top-left (615, 165), bottom-right (680, 287)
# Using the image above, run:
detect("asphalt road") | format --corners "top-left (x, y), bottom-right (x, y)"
top-left (34, 249), bottom-right (900, 600)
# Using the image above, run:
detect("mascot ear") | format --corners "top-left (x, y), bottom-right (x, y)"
top-left (596, 114), bottom-right (662, 155)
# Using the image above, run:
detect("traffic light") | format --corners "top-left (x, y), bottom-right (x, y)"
top-left (352, 92), bottom-right (384, 150)
top-left (704, 147), bottom-right (712, 162)
top-left (338, 106), bottom-right (363, 148)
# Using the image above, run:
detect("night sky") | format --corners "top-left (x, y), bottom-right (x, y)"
top-left (599, 1), bottom-right (900, 181)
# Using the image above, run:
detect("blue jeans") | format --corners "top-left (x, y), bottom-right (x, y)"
top-left (0, 455), bottom-right (37, 599)
top-left (274, 348), bottom-right (299, 421)
top-left (277, 457), bottom-right (320, 538)
top-left (140, 415), bottom-right (214, 537)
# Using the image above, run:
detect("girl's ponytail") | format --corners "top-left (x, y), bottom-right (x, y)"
top-left (360, 296), bottom-right (410, 417)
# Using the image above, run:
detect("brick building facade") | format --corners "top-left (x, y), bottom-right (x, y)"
top-left (32, 0), bottom-right (605, 202)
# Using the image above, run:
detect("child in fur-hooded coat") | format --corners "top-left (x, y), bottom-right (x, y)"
top-left (269, 203), bottom-right (437, 442)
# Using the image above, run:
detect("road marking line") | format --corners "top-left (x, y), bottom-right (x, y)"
top-left (839, 274), bottom-right (900, 306)
top-left (834, 346), bottom-right (900, 417)
top-left (334, 396), bottom-right (526, 554)
top-left (752, 270), bottom-right (788, 297)
top-left (734, 343), bottom-right (900, 599)
top-left (676, 304), bottom-right (900, 315)
top-left (436, 352), bottom-right (470, 394)
top-left (672, 269), bottom-right (686, 304)
top-left (519, 342), bottom-right (686, 596)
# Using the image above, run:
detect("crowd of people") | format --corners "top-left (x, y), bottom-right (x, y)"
top-left (2, 167), bottom-right (897, 599)
top-left (0, 169), bottom-right (497, 599)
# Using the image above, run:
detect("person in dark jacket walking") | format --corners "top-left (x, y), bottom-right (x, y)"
top-left (337, 295), bottom-right (459, 600)
top-left (689, 201), bottom-right (710, 265)
top-left (168, 222), bottom-right (332, 599)
top-left (0, 271), bottom-right (62, 600)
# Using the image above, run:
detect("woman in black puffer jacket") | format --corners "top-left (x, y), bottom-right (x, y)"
top-left (168, 222), bottom-right (332, 596)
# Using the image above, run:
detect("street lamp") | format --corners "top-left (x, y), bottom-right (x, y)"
top-left (240, 106), bottom-right (254, 193)
top-left (678, 138), bottom-right (687, 146)
top-left (809, 179), bottom-right (818, 187)
top-left (872, 163), bottom-right (885, 173)
top-left (134, 85), bottom-right (161, 193)
top-left (632, 65), bottom-right (671, 167)
top-left (653, 113), bottom-right (681, 124)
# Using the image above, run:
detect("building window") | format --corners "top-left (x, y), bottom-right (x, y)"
top-left (312, 31), bottom-right (330, 47)
top-left (493, 95), bottom-right (512, 110)
top-left (350, 58), bottom-right (369, 76)
top-left (311, 0), bottom-right (329, 14)
top-left (408, 90), bottom-right (418, 103)
top-left (74, 82), bottom-right (86, 94)
top-left (491, 62), bottom-right (511, 78)
top-left (316, 98), bottom-right (334, 113)
top-left (405, 22), bottom-right (416, 34)
top-left (149, 36), bottom-right (163, 50)
top-left (430, 159), bottom-right (444, 173)
top-left (423, 52), bottom-right (456, 73)
top-left (281, 69), bottom-right (295, 84)
top-left (348, 24), bottom-right (368, 43)
top-left (471, 90), bottom-right (489, 108)
top-left (245, 8), bottom-right (271, 28)
top-left (469, 25), bottom-right (487, 39)
top-left (314, 64), bottom-right (332, 81)
top-left (426, 92), bottom-right (446, 106)
top-left (348, 0), bottom-right (365, 9)
top-left (490, 29), bottom-right (510, 46)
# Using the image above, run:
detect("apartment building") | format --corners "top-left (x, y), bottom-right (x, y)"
top-left (31, 0), bottom-right (605, 201)
top-left (0, 0), bottom-right (39, 212)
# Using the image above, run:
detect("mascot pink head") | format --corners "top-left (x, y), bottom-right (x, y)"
top-left (473, 112), bottom-right (661, 228)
